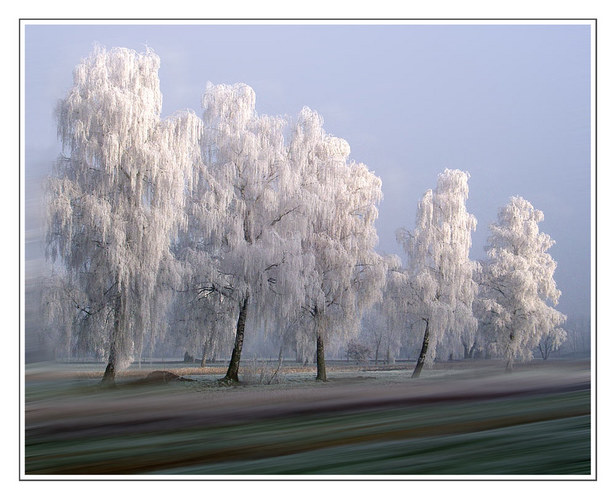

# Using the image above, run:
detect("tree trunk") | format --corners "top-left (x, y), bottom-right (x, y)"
top-left (201, 334), bottom-right (214, 368)
top-left (101, 293), bottom-right (124, 386)
top-left (505, 331), bottom-right (515, 372)
top-left (101, 348), bottom-right (117, 386)
top-left (463, 341), bottom-right (477, 359)
top-left (411, 319), bottom-right (430, 379)
top-left (539, 341), bottom-right (551, 360)
top-left (221, 293), bottom-right (250, 383)
top-left (316, 334), bottom-right (327, 381)
top-left (386, 347), bottom-right (394, 365)
top-left (201, 342), bottom-right (208, 368)
top-left (137, 330), bottom-right (145, 369)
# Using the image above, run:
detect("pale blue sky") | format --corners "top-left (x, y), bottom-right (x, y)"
top-left (24, 22), bottom-right (592, 320)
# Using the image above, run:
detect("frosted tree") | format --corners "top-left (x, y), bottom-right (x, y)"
top-left (478, 196), bottom-right (566, 370)
top-left (398, 169), bottom-right (479, 378)
top-left (360, 307), bottom-right (388, 365)
top-left (537, 327), bottom-right (567, 360)
top-left (40, 269), bottom-right (92, 360)
top-left (359, 255), bottom-right (409, 364)
top-left (167, 263), bottom-right (236, 367)
top-left (182, 83), bottom-right (305, 383)
top-left (169, 131), bottom-right (235, 368)
top-left (380, 255), bottom-right (411, 364)
top-left (288, 107), bottom-right (385, 381)
top-left (46, 47), bottom-right (202, 384)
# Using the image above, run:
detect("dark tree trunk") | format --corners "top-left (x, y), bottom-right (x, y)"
top-left (101, 293), bottom-right (124, 387)
top-left (505, 358), bottom-right (514, 372)
top-left (221, 293), bottom-right (250, 383)
top-left (316, 334), bottom-right (327, 381)
top-left (411, 319), bottom-right (430, 379)
top-left (539, 342), bottom-right (551, 360)
top-left (101, 350), bottom-right (116, 386)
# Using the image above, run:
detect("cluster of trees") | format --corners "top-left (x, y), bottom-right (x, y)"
top-left (359, 173), bottom-right (567, 374)
top-left (44, 47), bottom-right (384, 385)
top-left (43, 47), bottom-right (567, 385)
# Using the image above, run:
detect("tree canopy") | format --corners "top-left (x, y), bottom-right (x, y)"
top-left (478, 196), bottom-right (566, 370)
top-left (47, 47), bottom-right (201, 383)
top-left (398, 169), bottom-right (479, 377)
top-left (44, 46), bottom-right (570, 383)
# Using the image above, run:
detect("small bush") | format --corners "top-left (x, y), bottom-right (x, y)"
top-left (241, 357), bottom-right (283, 385)
top-left (346, 341), bottom-right (371, 364)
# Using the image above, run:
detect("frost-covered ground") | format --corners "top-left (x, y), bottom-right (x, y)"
top-left (24, 359), bottom-right (591, 476)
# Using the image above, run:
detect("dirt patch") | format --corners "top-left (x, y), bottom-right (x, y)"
top-left (143, 370), bottom-right (192, 383)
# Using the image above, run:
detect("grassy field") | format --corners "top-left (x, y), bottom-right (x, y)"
top-left (23, 359), bottom-right (591, 477)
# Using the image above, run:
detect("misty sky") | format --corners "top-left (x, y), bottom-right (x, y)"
top-left (23, 22), bottom-right (592, 321)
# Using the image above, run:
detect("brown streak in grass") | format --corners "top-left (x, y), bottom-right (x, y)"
top-left (26, 406), bottom-right (589, 475)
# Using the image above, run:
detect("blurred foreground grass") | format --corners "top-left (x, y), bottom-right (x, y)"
top-left (24, 362), bottom-right (591, 476)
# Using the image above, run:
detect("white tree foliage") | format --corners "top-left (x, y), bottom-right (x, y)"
top-left (49, 47), bottom-right (568, 384)
top-left (46, 46), bottom-right (202, 382)
top-left (40, 269), bottom-right (96, 360)
top-left (176, 83), bottom-right (308, 381)
top-left (398, 169), bottom-right (478, 376)
top-left (359, 254), bottom-right (409, 364)
top-left (47, 45), bottom-right (386, 384)
top-left (478, 196), bottom-right (566, 369)
top-left (288, 107), bottom-right (385, 380)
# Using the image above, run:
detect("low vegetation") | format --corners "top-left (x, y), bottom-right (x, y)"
top-left (24, 358), bottom-right (590, 476)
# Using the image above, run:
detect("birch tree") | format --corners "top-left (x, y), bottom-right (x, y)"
top-left (537, 327), bottom-right (567, 360)
top-left (40, 270), bottom-right (92, 360)
top-left (398, 169), bottom-right (479, 378)
top-left (288, 107), bottom-right (385, 381)
top-left (46, 46), bottom-right (202, 384)
top-left (478, 196), bottom-right (566, 370)
top-left (186, 83), bottom-right (304, 383)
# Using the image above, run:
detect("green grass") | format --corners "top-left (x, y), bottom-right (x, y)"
top-left (25, 387), bottom-right (590, 476)
top-left (151, 415), bottom-right (590, 475)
